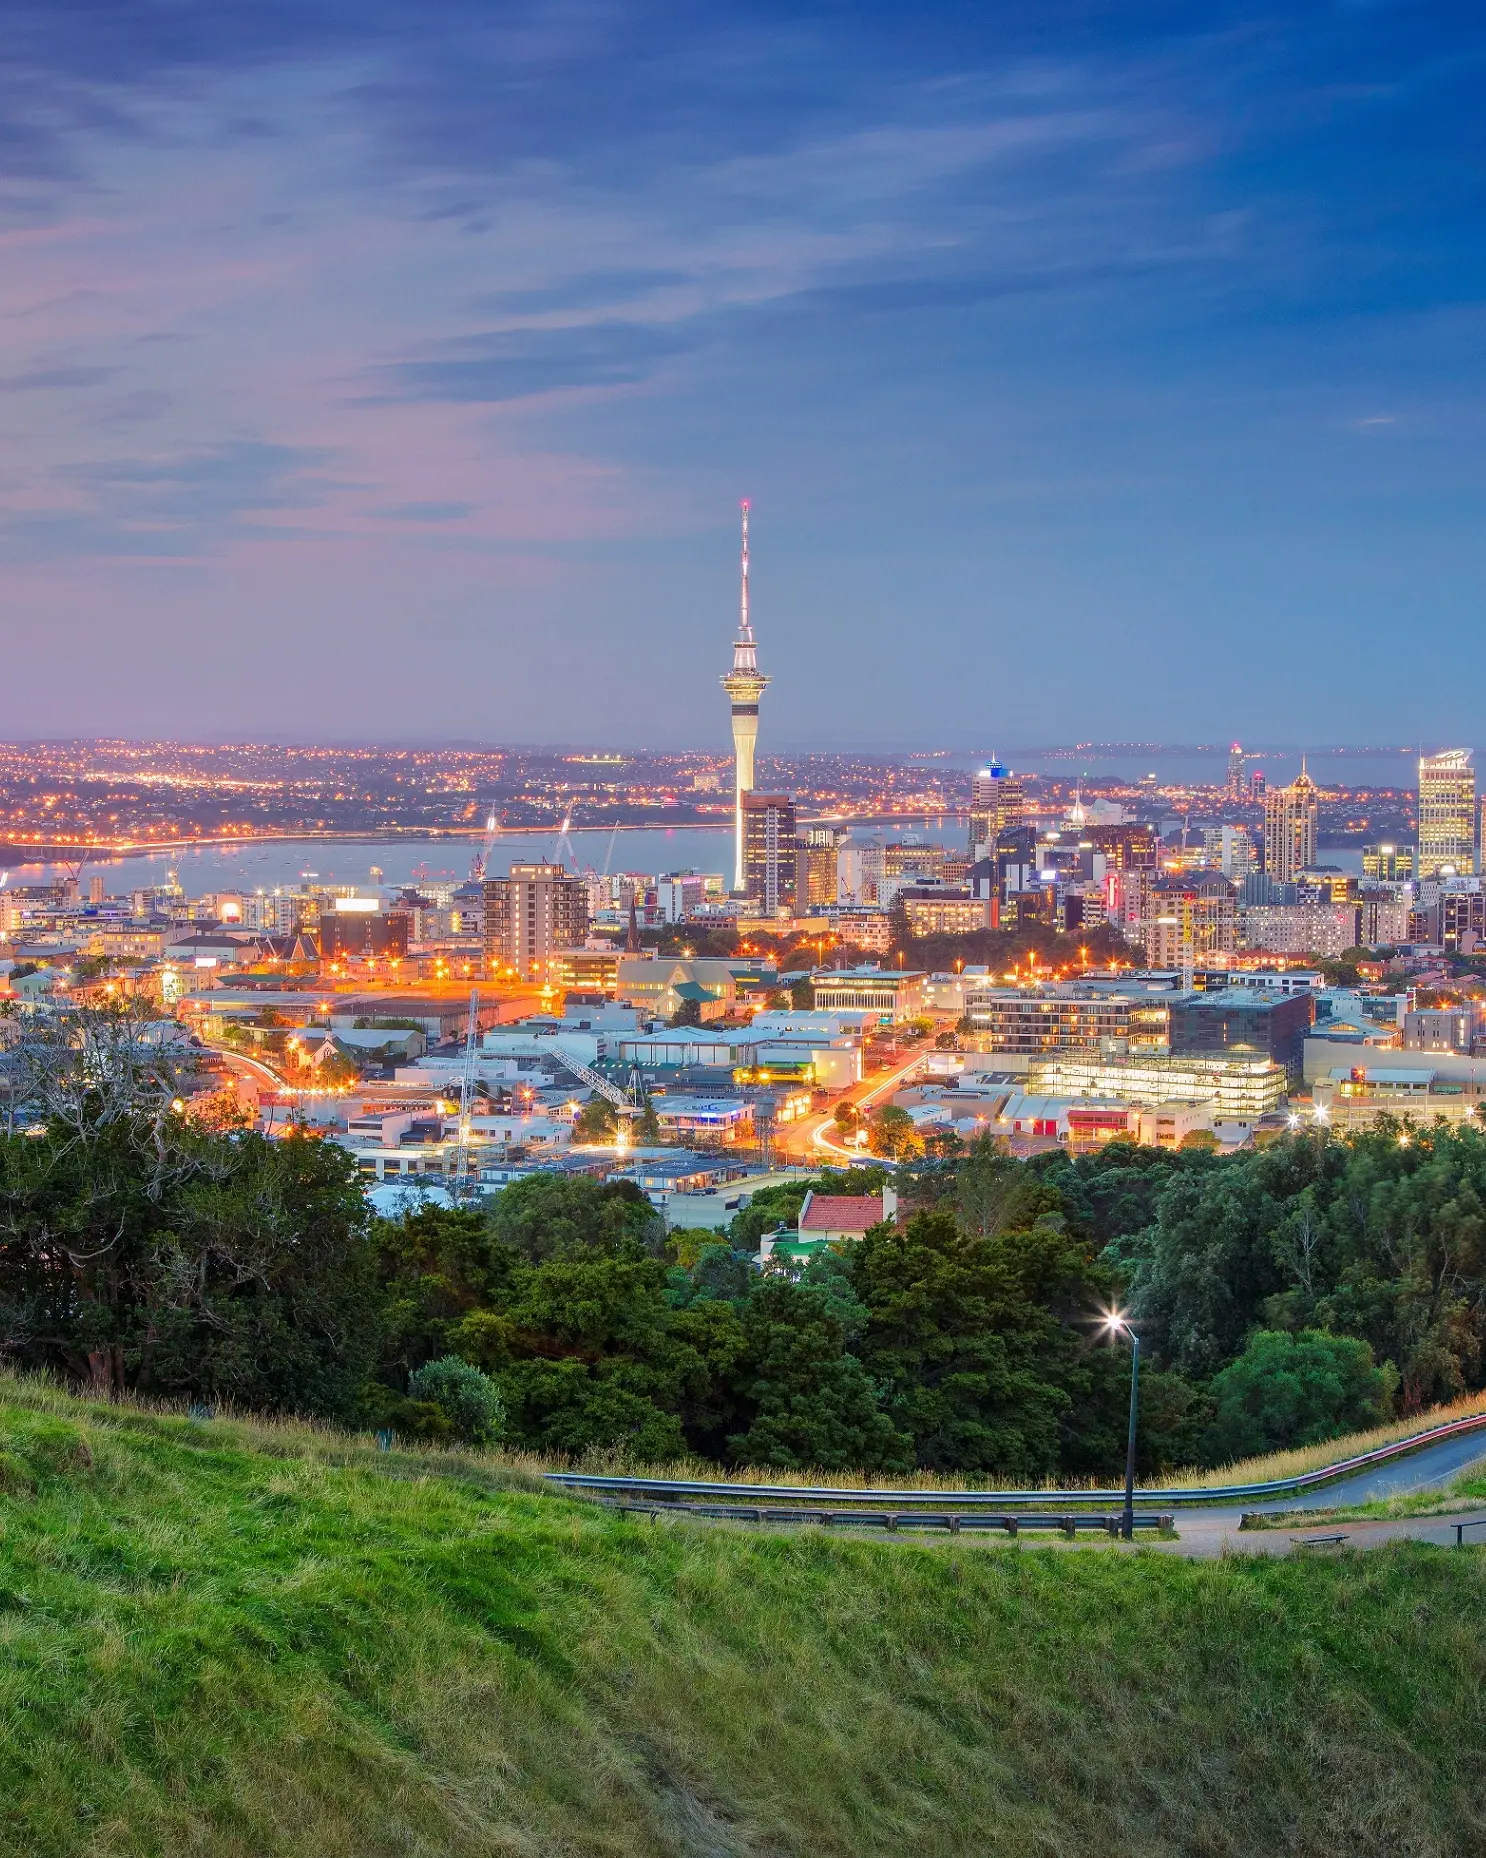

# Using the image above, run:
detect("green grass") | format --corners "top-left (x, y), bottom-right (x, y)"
top-left (3, 1377), bottom-right (1486, 1856)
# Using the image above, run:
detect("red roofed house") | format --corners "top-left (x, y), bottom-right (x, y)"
top-left (759, 1185), bottom-right (898, 1263)
top-left (797, 1186), bottom-right (897, 1240)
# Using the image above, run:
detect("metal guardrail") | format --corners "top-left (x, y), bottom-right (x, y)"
top-left (547, 1405), bottom-right (1486, 1513)
top-left (607, 1501), bottom-right (1174, 1537)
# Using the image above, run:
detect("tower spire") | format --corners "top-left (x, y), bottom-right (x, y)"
top-left (721, 498), bottom-right (769, 892)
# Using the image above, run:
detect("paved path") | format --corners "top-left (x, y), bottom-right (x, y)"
top-left (1113, 1428), bottom-right (1486, 1557)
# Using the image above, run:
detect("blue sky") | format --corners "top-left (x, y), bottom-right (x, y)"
top-left (0, 1), bottom-right (1482, 750)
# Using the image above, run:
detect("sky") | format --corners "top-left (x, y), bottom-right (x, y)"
top-left (0, 0), bottom-right (1482, 752)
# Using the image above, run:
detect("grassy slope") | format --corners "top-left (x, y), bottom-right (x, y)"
top-left (1, 1383), bottom-right (1485, 1857)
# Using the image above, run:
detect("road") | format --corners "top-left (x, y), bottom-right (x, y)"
top-left (782, 1043), bottom-right (933, 1166)
top-left (563, 1424), bottom-right (1486, 1558)
top-left (1144, 1426), bottom-right (1486, 1558)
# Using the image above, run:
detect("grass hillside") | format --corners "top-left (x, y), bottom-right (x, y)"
top-left (1, 1379), bottom-right (1485, 1857)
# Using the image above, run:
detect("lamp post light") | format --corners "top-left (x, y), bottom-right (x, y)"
top-left (1104, 1310), bottom-right (1141, 1540)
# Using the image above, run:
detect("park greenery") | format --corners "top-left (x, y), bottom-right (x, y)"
top-left (6, 1002), bottom-right (1486, 1481)
top-left (2, 1375), bottom-right (1485, 1856)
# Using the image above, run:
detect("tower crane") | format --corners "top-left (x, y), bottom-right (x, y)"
top-left (469, 809), bottom-right (500, 883)
top-left (450, 988), bottom-right (482, 1198)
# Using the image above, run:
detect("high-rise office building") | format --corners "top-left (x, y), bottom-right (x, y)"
top-left (1147, 872), bottom-right (1239, 971)
top-left (1362, 843), bottom-right (1414, 881)
top-left (1263, 766), bottom-right (1318, 884)
top-left (968, 762), bottom-right (1027, 854)
top-left (1226, 742), bottom-right (1245, 798)
top-left (1249, 770), bottom-right (1266, 803)
top-left (742, 793), bottom-right (798, 916)
top-left (1418, 749), bottom-right (1475, 876)
top-left (483, 863), bottom-right (589, 979)
top-left (721, 500), bottom-right (768, 892)
top-left (799, 826), bottom-right (845, 908)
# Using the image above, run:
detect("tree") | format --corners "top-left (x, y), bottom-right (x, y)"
top-left (484, 1172), bottom-right (659, 1264)
top-left (867, 1104), bottom-right (919, 1160)
top-left (849, 1208), bottom-right (1109, 1477)
top-left (1201, 1329), bottom-right (1397, 1466)
top-left (0, 1101), bottom-right (378, 1416)
top-left (573, 1097), bottom-right (617, 1143)
top-left (727, 1280), bottom-right (911, 1471)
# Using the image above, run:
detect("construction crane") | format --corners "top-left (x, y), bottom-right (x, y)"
top-left (449, 988), bottom-right (482, 1198)
top-left (469, 809), bottom-right (500, 883)
top-left (545, 1046), bottom-right (644, 1118)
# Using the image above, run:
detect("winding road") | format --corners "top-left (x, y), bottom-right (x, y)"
top-left (552, 1415), bottom-right (1486, 1557)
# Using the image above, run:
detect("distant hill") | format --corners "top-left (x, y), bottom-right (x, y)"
top-left (0, 1376), bottom-right (1481, 1858)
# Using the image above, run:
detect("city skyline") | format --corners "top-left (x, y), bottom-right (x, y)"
top-left (0, 3), bottom-right (1480, 748)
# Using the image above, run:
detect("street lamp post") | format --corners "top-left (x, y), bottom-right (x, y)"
top-left (1105, 1311), bottom-right (1141, 1540)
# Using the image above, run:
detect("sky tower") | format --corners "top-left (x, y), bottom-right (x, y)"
top-left (721, 499), bottom-right (769, 892)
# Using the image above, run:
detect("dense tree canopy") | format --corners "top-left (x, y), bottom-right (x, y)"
top-left (8, 1018), bottom-right (1486, 1480)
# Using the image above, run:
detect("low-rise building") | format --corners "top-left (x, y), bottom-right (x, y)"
top-left (962, 988), bottom-right (1170, 1059)
top-left (1026, 1051), bottom-right (1288, 1120)
top-left (615, 955), bottom-right (738, 1020)
top-left (810, 966), bottom-right (927, 1021)
top-left (1312, 1064), bottom-right (1486, 1132)
top-left (1167, 988), bottom-right (1314, 1085)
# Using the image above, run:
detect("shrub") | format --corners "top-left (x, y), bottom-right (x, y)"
top-left (407, 1356), bottom-right (506, 1445)
top-left (1201, 1328), bottom-right (1397, 1466)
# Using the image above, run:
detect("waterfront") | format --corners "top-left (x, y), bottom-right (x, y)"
top-left (10, 818), bottom-right (968, 896)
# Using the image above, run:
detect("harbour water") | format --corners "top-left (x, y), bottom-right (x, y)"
top-left (11, 820), bottom-right (964, 896)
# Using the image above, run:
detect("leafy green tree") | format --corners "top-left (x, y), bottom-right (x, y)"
top-left (850, 1208), bottom-right (1109, 1477)
top-left (867, 1104), bottom-right (918, 1159)
top-left (727, 1280), bottom-right (912, 1471)
top-left (573, 1097), bottom-right (617, 1142)
top-left (484, 1173), bottom-right (659, 1264)
top-left (1201, 1329), bottom-right (1397, 1465)
top-left (0, 1115), bottom-right (378, 1419)
top-left (728, 1181), bottom-right (811, 1252)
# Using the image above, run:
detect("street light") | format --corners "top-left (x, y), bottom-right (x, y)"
top-left (1103, 1309), bottom-right (1141, 1540)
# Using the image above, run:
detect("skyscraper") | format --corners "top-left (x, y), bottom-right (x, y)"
top-left (742, 793), bottom-right (798, 916)
top-left (483, 863), bottom-right (589, 980)
top-left (721, 500), bottom-right (768, 892)
top-left (800, 826), bottom-right (845, 907)
top-left (1226, 742), bottom-right (1245, 798)
top-left (1262, 765), bottom-right (1319, 883)
top-left (968, 762), bottom-right (1026, 855)
top-left (1418, 749), bottom-right (1476, 876)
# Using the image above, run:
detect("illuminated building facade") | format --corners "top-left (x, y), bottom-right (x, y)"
top-left (800, 826), bottom-right (845, 907)
top-left (968, 763), bottom-right (1026, 856)
top-left (1362, 843), bottom-right (1414, 881)
top-left (1262, 766), bottom-right (1319, 883)
top-left (1418, 749), bottom-right (1475, 876)
top-left (961, 990), bottom-right (1169, 1057)
top-left (1146, 872), bottom-right (1239, 970)
top-left (1026, 1051), bottom-right (1288, 1119)
top-left (483, 863), bottom-right (589, 979)
top-left (742, 792), bottom-right (798, 916)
